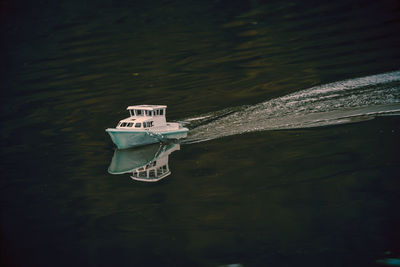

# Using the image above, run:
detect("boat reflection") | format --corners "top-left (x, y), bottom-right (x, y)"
top-left (108, 142), bottom-right (180, 182)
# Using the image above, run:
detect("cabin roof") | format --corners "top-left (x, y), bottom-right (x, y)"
top-left (127, 105), bottom-right (167, 110)
top-left (119, 117), bottom-right (152, 122)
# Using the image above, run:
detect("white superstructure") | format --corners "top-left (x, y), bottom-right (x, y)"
top-left (117, 105), bottom-right (167, 130)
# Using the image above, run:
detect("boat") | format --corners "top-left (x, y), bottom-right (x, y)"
top-left (108, 142), bottom-right (180, 182)
top-left (106, 105), bottom-right (189, 149)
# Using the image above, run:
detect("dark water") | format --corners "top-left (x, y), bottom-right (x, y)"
top-left (1, 0), bottom-right (400, 266)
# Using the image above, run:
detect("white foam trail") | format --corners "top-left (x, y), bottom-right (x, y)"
top-left (183, 70), bottom-right (400, 143)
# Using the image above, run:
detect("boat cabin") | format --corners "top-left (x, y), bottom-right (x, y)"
top-left (116, 105), bottom-right (167, 129)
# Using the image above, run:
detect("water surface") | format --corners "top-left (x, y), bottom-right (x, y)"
top-left (1, 0), bottom-right (400, 266)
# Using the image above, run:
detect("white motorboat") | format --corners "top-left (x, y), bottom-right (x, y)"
top-left (106, 105), bottom-right (188, 149)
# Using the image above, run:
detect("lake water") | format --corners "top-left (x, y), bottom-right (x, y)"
top-left (1, 0), bottom-right (400, 266)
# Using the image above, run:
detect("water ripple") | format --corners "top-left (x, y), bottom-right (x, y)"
top-left (183, 70), bottom-right (400, 143)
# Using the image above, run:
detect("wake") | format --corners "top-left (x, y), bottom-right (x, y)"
top-left (181, 70), bottom-right (400, 144)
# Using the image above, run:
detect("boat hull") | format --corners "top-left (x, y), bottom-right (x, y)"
top-left (106, 128), bottom-right (188, 149)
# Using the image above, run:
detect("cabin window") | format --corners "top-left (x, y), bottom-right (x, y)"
top-left (149, 170), bottom-right (155, 178)
top-left (136, 110), bottom-right (143, 116)
top-left (129, 110), bottom-right (134, 117)
top-left (143, 121), bottom-right (153, 128)
top-left (157, 167), bottom-right (163, 176)
top-left (127, 123), bottom-right (133, 127)
top-left (160, 109), bottom-right (164, 115)
top-left (139, 171), bottom-right (146, 178)
top-left (162, 165), bottom-right (167, 172)
top-left (121, 122), bottom-right (127, 127)
top-left (135, 123), bottom-right (141, 128)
